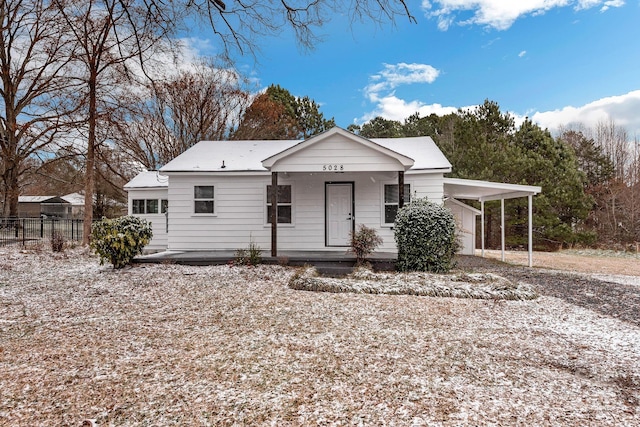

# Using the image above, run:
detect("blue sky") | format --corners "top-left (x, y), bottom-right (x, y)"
top-left (189, 0), bottom-right (640, 137)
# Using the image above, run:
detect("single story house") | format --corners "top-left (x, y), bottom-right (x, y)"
top-left (18, 196), bottom-right (71, 218)
top-left (125, 127), bottom-right (541, 263)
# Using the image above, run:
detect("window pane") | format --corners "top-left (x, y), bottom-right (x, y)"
top-left (132, 199), bottom-right (144, 214)
top-left (385, 205), bottom-right (398, 224)
top-left (277, 205), bottom-right (292, 223)
top-left (194, 186), bottom-right (214, 199)
top-left (161, 199), bottom-right (168, 214)
top-left (267, 185), bottom-right (291, 203)
top-left (384, 185), bottom-right (398, 204)
top-left (278, 185), bottom-right (291, 203)
top-left (267, 205), bottom-right (292, 224)
top-left (405, 184), bottom-right (411, 203)
top-left (267, 205), bottom-right (275, 223)
top-left (195, 200), bottom-right (214, 214)
top-left (146, 199), bottom-right (158, 214)
top-left (384, 184), bottom-right (411, 204)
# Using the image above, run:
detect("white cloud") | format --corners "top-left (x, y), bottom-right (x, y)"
top-left (531, 90), bottom-right (640, 137)
top-left (359, 84), bottom-right (640, 140)
top-left (364, 63), bottom-right (440, 101)
top-left (358, 94), bottom-right (460, 123)
top-left (518, 50), bottom-right (527, 57)
top-left (360, 62), bottom-right (445, 123)
top-left (421, 0), bottom-right (625, 30)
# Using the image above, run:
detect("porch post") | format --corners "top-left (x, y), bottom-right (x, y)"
top-left (480, 200), bottom-right (485, 258)
top-left (398, 171), bottom-right (405, 209)
top-left (271, 172), bottom-right (278, 257)
top-left (501, 198), bottom-right (505, 262)
top-left (528, 194), bottom-right (533, 268)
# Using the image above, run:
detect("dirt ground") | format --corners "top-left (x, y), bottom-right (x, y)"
top-left (479, 249), bottom-right (640, 277)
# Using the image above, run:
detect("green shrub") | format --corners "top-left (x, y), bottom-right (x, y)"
top-left (350, 224), bottom-right (383, 265)
top-left (91, 216), bottom-right (152, 269)
top-left (394, 198), bottom-right (458, 273)
top-left (234, 240), bottom-right (262, 266)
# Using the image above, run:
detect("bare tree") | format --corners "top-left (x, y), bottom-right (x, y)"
top-left (54, 0), bottom-right (170, 243)
top-left (110, 0), bottom-right (415, 58)
top-left (114, 59), bottom-right (251, 169)
top-left (0, 0), bottom-right (79, 217)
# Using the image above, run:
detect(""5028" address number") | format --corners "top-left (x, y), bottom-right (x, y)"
top-left (323, 164), bottom-right (344, 171)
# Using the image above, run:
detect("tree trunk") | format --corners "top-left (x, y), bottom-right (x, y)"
top-left (82, 69), bottom-right (97, 245)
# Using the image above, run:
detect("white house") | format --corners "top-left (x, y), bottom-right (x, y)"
top-left (125, 127), bottom-right (541, 263)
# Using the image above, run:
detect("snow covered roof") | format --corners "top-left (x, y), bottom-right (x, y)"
top-left (160, 127), bottom-right (451, 173)
top-left (371, 137), bottom-right (451, 171)
top-left (18, 196), bottom-right (64, 203)
top-left (160, 140), bottom-right (299, 173)
top-left (124, 171), bottom-right (169, 190)
top-left (61, 192), bottom-right (85, 206)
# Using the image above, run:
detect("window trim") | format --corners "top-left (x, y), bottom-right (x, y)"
top-left (193, 185), bottom-right (216, 216)
top-left (381, 182), bottom-right (412, 227)
top-left (265, 183), bottom-right (294, 227)
top-left (132, 198), bottom-right (164, 215)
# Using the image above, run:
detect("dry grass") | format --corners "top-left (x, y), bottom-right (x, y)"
top-left (1, 246), bottom-right (639, 426)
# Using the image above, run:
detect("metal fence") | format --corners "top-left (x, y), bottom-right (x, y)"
top-left (0, 217), bottom-right (84, 246)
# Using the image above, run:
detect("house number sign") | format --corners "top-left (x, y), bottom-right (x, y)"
top-left (322, 164), bottom-right (344, 171)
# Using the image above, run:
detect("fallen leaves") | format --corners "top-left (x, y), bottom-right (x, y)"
top-left (0, 246), bottom-right (638, 426)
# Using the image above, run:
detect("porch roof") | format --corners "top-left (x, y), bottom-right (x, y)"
top-left (443, 178), bottom-right (541, 202)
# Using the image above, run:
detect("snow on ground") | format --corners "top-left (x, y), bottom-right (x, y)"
top-left (0, 246), bottom-right (639, 426)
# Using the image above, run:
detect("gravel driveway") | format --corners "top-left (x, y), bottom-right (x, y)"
top-left (456, 255), bottom-right (640, 327)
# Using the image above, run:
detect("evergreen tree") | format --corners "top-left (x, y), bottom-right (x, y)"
top-left (230, 84), bottom-right (334, 140)
top-left (358, 116), bottom-right (403, 138)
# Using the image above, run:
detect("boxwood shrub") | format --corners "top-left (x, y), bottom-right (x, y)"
top-left (394, 198), bottom-right (458, 273)
top-left (91, 216), bottom-right (152, 269)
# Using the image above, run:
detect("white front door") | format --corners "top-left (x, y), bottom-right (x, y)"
top-left (326, 183), bottom-right (353, 246)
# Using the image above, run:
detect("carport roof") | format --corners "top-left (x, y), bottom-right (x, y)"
top-left (443, 178), bottom-right (541, 202)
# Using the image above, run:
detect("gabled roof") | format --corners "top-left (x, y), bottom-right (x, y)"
top-left (261, 127), bottom-right (416, 171)
top-left (124, 171), bottom-right (169, 190)
top-left (18, 196), bottom-right (68, 204)
top-left (160, 127), bottom-right (451, 173)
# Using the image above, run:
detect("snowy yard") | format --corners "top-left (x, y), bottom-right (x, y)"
top-left (1, 246), bottom-right (639, 425)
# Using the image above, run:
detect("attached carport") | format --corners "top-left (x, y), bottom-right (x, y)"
top-left (443, 178), bottom-right (542, 267)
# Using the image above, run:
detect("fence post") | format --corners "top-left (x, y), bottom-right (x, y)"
top-left (22, 219), bottom-right (25, 245)
top-left (41, 217), bottom-right (44, 238)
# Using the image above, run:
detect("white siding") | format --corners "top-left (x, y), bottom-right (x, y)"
top-left (445, 199), bottom-right (478, 255)
top-left (271, 134), bottom-right (406, 172)
top-left (165, 171), bottom-right (445, 253)
top-left (127, 188), bottom-right (169, 250)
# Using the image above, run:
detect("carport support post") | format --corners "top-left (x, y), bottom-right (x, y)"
top-left (501, 198), bottom-right (505, 262)
top-left (398, 171), bottom-right (405, 209)
top-left (271, 172), bottom-right (278, 257)
top-left (528, 194), bottom-right (533, 268)
top-left (480, 200), bottom-right (485, 258)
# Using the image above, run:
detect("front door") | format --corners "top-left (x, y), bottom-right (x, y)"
top-left (326, 183), bottom-right (353, 246)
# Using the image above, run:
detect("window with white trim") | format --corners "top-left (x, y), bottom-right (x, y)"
top-left (383, 183), bottom-right (411, 224)
top-left (267, 184), bottom-right (292, 224)
top-left (194, 186), bottom-right (214, 214)
top-left (132, 199), bottom-right (160, 214)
